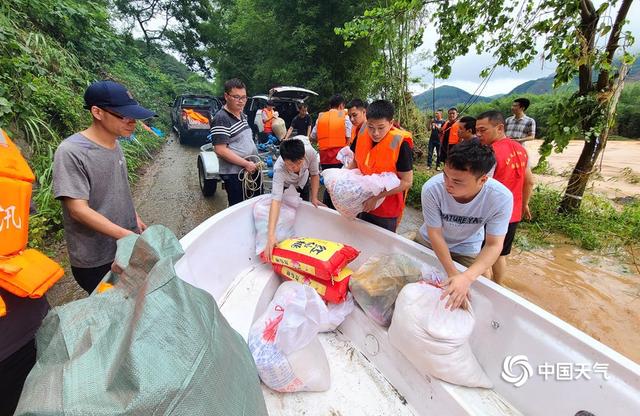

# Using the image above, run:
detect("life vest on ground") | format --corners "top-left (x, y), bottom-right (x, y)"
top-left (317, 109), bottom-right (347, 150)
top-left (355, 127), bottom-right (413, 218)
top-left (263, 108), bottom-right (275, 132)
top-left (442, 120), bottom-right (460, 145)
top-left (0, 128), bottom-right (64, 317)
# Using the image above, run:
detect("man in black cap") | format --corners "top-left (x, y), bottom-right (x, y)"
top-left (53, 80), bottom-right (155, 294)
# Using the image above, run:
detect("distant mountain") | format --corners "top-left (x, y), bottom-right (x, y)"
top-left (508, 59), bottom-right (640, 95)
top-left (413, 60), bottom-right (639, 110)
top-left (413, 85), bottom-right (492, 111)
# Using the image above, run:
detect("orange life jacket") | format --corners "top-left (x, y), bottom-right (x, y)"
top-left (182, 108), bottom-right (209, 124)
top-left (354, 127), bottom-right (413, 218)
top-left (317, 109), bottom-right (347, 150)
top-left (263, 108), bottom-right (274, 132)
top-left (442, 120), bottom-right (460, 145)
top-left (0, 128), bottom-right (63, 317)
top-left (350, 123), bottom-right (364, 146)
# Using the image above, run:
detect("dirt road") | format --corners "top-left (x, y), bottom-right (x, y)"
top-left (131, 136), bottom-right (228, 238)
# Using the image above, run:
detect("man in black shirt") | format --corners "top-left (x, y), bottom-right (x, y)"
top-left (284, 103), bottom-right (312, 139)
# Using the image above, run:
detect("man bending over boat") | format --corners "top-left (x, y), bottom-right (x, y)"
top-left (348, 100), bottom-right (414, 232)
top-left (414, 141), bottom-right (513, 310)
top-left (263, 138), bottom-right (323, 260)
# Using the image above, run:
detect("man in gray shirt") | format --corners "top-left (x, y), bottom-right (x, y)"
top-left (415, 141), bottom-right (513, 310)
top-left (53, 80), bottom-right (154, 293)
top-left (210, 78), bottom-right (260, 206)
top-left (263, 138), bottom-right (323, 260)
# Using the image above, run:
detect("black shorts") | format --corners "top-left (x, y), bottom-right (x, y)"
top-left (501, 222), bottom-right (519, 256)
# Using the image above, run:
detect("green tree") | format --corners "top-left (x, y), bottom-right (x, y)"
top-left (336, 0), bottom-right (427, 125)
top-left (430, 0), bottom-right (636, 213)
top-left (199, 0), bottom-right (379, 101)
top-left (112, 0), bottom-right (215, 72)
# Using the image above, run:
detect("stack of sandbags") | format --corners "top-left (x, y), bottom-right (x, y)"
top-left (270, 237), bottom-right (359, 304)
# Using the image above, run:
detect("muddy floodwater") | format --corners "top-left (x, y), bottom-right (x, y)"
top-left (49, 136), bottom-right (640, 364)
top-left (507, 246), bottom-right (640, 363)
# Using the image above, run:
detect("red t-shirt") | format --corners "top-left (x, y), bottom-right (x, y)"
top-left (491, 138), bottom-right (528, 223)
top-left (320, 147), bottom-right (342, 165)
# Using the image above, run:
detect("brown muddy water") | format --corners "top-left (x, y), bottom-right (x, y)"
top-left (49, 137), bottom-right (640, 364)
top-left (507, 245), bottom-right (640, 363)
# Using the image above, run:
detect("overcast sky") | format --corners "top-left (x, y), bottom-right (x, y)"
top-left (409, 1), bottom-right (640, 96)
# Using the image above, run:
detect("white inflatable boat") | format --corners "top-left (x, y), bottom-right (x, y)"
top-left (175, 196), bottom-right (640, 416)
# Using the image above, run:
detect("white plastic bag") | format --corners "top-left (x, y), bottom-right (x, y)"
top-left (253, 189), bottom-right (301, 255)
top-left (272, 117), bottom-right (286, 139)
top-left (321, 168), bottom-right (400, 219)
top-left (319, 293), bottom-right (356, 332)
top-left (249, 282), bottom-right (330, 392)
top-left (336, 146), bottom-right (354, 168)
top-left (388, 282), bottom-right (492, 388)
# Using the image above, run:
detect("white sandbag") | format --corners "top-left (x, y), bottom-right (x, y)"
top-left (388, 282), bottom-right (493, 388)
top-left (253, 188), bottom-right (301, 255)
top-left (249, 282), bottom-right (330, 392)
top-left (321, 168), bottom-right (401, 219)
top-left (254, 109), bottom-right (264, 132)
top-left (336, 146), bottom-right (354, 167)
top-left (272, 117), bottom-right (286, 139)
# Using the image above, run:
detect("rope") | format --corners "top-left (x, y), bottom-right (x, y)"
top-left (238, 155), bottom-right (266, 200)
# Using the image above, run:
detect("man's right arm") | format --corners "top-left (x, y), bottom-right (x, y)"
top-left (310, 118), bottom-right (318, 143)
top-left (62, 198), bottom-right (134, 240)
top-left (214, 144), bottom-right (257, 172)
top-left (427, 226), bottom-right (458, 277)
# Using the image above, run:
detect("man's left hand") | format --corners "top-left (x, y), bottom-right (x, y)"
top-left (311, 198), bottom-right (326, 208)
top-left (362, 196), bottom-right (380, 212)
top-left (523, 204), bottom-right (532, 221)
top-left (136, 214), bottom-right (147, 233)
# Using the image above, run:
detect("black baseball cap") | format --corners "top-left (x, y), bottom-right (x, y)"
top-left (84, 80), bottom-right (156, 119)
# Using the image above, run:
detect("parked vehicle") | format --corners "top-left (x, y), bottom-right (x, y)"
top-left (197, 143), bottom-right (221, 197)
top-left (245, 86), bottom-right (317, 139)
top-left (176, 198), bottom-right (640, 416)
top-left (171, 94), bottom-right (223, 145)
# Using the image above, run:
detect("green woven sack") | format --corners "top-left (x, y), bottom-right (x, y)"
top-left (15, 225), bottom-right (267, 415)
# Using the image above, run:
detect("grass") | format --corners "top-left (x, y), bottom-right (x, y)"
top-left (407, 169), bottom-right (640, 253)
top-left (521, 185), bottom-right (640, 251)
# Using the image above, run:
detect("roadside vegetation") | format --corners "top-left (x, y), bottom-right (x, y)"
top-left (0, 0), bottom-right (215, 247)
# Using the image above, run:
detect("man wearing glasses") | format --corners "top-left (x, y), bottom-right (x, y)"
top-left (53, 80), bottom-right (155, 293)
top-left (210, 78), bottom-right (260, 206)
